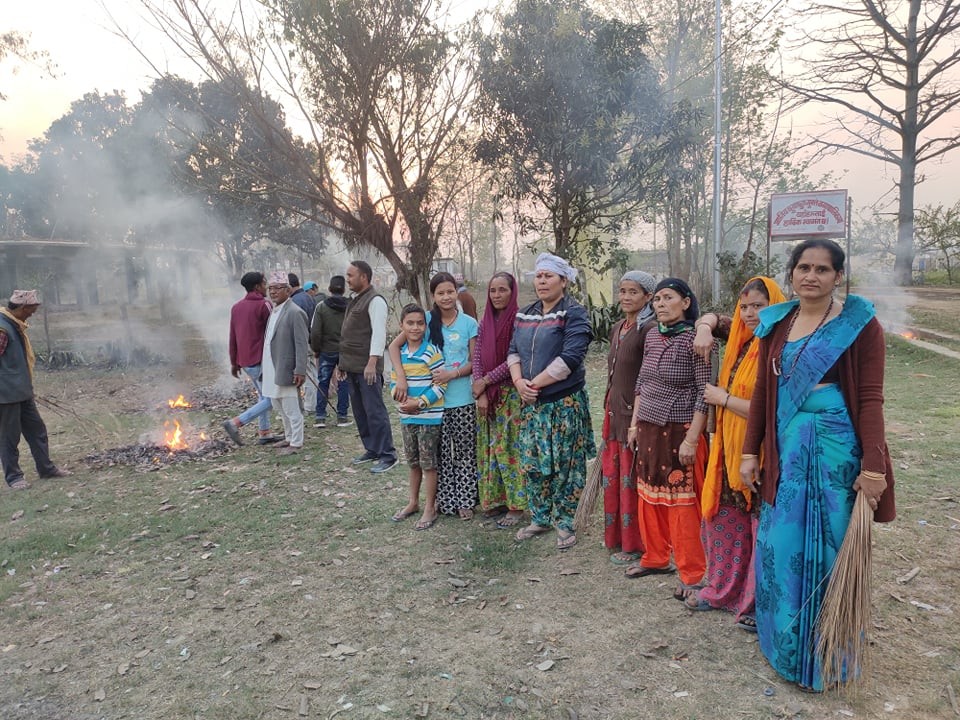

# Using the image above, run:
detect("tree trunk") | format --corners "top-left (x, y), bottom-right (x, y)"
top-left (894, 0), bottom-right (921, 286)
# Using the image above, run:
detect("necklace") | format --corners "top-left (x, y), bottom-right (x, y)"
top-left (772, 297), bottom-right (834, 379)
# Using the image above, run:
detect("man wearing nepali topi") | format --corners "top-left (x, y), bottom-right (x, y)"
top-left (0, 290), bottom-right (71, 490)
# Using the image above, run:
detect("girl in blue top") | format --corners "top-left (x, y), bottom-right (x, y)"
top-left (391, 272), bottom-right (479, 519)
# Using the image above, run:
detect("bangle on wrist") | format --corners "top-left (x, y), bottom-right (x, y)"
top-left (723, 393), bottom-right (731, 409)
top-left (628, 425), bottom-right (638, 431)
top-left (741, 453), bottom-right (758, 460)
top-left (681, 438), bottom-right (697, 448)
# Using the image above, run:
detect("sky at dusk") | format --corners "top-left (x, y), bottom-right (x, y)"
top-left (1, 0), bottom-right (958, 221)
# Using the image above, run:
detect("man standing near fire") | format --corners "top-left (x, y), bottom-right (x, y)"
top-left (0, 289), bottom-right (70, 489)
top-left (223, 271), bottom-right (281, 446)
top-left (262, 271), bottom-right (310, 456)
top-left (338, 261), bottom-right (398, 473)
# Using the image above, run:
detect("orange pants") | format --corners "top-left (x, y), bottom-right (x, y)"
top-left (638, 500), bottom-right (706, 586)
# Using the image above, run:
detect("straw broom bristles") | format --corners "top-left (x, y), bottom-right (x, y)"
top-left (573, 444), bottom-right (605, 533)
top-left (815, 490), bottom-right (874, 690)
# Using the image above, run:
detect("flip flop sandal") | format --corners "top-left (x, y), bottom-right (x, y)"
top-left (515, 524), bottom-right (550, 541)
top-left (482, 506), bottom-right (508, 519)
top-left (684, 591), bottom-right (713, 611)
top-left (9, 478), bottom-right (30, 490)
top-left (415, 516), bottom-right (438, 531)
top-left (459, 508), bottom-right (475, 521)
top-left (624, 563), bottom-right (676, 579)
top-left (609, 552), bottom-right (641, 566)
top-left (556, 532), bottom-right (577, 551)
top-left (391, 508), bottom-right (419, 522)
top-left (736, 615), bottom-right (758, 633)
top-left (673, 582), bottom-right (705, 602)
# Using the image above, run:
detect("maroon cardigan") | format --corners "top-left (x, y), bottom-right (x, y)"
top-left (742, 316), bottom-right (896, 522)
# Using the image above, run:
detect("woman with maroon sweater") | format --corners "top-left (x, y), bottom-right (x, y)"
top-left (740, 238), bottom-right (895, 692)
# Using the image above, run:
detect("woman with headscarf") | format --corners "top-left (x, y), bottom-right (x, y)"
top-left (508, 253), bottom-right (594, 550)
top-left (626, 278), bottom-right (710, 601)
top-left (472, 272), bottom-right (526, 527)
top-left (601, 270), bottom-right (657, 565)
top-left (682, 276), bottom-right (786, 631)
top-left (740, 239), bottom-right (895, 691)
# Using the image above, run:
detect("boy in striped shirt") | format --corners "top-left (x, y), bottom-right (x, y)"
top-left (390, 305), bottom-right (446, 530)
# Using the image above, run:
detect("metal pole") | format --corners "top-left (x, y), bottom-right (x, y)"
top-left (711, 0), bottom-right (723, 303)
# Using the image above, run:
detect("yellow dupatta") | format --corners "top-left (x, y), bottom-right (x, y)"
top-left (701, 276), bottom-right (786, 519)
top-left (0, 307), bottom-right (36, 382)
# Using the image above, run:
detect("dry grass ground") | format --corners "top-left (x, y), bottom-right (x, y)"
top-left (1, 304), bottom-right (959, 720)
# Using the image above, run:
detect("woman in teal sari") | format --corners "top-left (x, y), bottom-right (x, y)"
top-left (740, 238), bottom-right (896, 692)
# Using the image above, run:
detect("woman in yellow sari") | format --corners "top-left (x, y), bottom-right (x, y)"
top-left (687, 276), bottom-right (786, 629)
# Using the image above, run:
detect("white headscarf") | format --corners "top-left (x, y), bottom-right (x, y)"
top-left (534, 252), bottom-right (578, 282)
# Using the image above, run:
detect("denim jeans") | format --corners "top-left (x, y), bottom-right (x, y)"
top-left (237, 364), bottom-right (272, 431)
top-left (316, 352), bottom-right (350, 419)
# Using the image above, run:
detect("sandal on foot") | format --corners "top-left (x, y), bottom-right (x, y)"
top-left (458, 508), bottom-right (475, 521)
top-left (609, 551), bottom-right (641, 566)
top-left (482, 505), bottom-right (508, 519)
top-left (673, 581), bottom-right (705, 602)
top-left (415, 515), bottom-right (438, 531)
top-left (556, 531), bottom-right (577, 551)
top-left (625, 562), bottom-right (676, 579)
top-left (515, 524), bottom-right (550, 541)
top-left (9, 478), bottom-right (30, 490)
top-left (684, 590), bottom-right (713, 611)
top-left (496, 511), bottom-right (524, 529)
top-left (391, 507), bottom-right (419, 522)
top-left (736, 615), bottom-right (758, 633)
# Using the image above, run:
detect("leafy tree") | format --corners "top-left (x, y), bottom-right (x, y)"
top-left (916, 202), bottom-right (960, 283)
top-left (474, 0), bottom-right (665, 263)
top-left (599, 0), bottom-right (809, 292)
top-left (784, 0), bottom-right (960, 285)
top-left (129, 0), bottom-right (475, 303)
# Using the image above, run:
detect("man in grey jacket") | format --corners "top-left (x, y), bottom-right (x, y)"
top-left (0, 290), bottom-right (70, 489)
top-left (262, 271), bottom-right (310, 455)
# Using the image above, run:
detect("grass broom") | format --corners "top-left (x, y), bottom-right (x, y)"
top-left (573, 443), bottom-right (605, 534)
top-left (815, 490), bottom-right (874, 690)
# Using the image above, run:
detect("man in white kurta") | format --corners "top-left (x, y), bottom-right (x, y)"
top-left (261, 271), bottom-right (309, 455)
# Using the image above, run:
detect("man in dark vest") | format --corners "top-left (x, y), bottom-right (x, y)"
top-left (337, 261), bottom-right (398, 473)
top-left (0, 290), bottom-right (70, 489)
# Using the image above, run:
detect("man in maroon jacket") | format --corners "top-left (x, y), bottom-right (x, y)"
top-left (222, 272), bottom-right (281, 445)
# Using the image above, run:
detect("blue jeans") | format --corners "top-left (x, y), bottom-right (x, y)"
top-left (316, 352), bottom-right (350, 419)
top-left (237, 364), bottom-right (272, 432)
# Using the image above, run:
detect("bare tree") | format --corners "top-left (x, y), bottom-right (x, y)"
top-left (121, 0), bottom-right (475, 303)
top-left (785, 0), bottom-right (960, 285)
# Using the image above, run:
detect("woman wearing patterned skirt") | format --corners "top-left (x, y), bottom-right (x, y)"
top-left (509, 253), bottom-right (594, 551)
top-left (390, 272), bottom-right (479, 519)
top-left (473, 273), bottom-right (526, 527)
top-left (684, 276), bottom-right (786, 630)
top-left (601, 270), bottom-right (657, 565)
top-left (627, 278), bottom-right (709, 600)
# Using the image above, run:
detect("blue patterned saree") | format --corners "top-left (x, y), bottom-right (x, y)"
top-left (753, 295), bottom-right (875, 690)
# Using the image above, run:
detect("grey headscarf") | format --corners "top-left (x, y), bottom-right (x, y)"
top-left (620, 270), bottom-right (656, 328)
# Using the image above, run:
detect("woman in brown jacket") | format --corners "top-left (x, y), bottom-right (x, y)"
top-left (740, 238), bottom-right (895, 692)
top-left (601, 270), bottom-right (657, 564)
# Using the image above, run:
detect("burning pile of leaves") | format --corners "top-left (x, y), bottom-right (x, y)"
top-left (83, 437), bottom-right (232, 471)
top-left (84, 392), bottom-right (233, 471)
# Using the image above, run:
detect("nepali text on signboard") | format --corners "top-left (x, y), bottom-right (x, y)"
top-left (770, 190), bottom-right (848, 239)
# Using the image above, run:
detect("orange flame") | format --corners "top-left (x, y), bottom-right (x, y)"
top-left (167, 394), bottom-right (193, 409)
top-left (163, 420), bottom-right (189, 451)
top-left (900, 330), bottom-right (917, 340)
